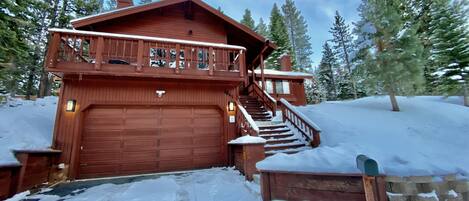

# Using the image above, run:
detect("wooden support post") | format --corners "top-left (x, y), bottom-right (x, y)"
top-left (239, 50), bottom-right (245, 78)
top-left (260, 54), bottom-right (266, 91)
top-left (94, 36), bottom-right (104, 71)
top-left (175, 44), bottom-right (180, 74)
top-left (45, 33), bottom-right (61, 68)
top-left (208, 47), bottom-right (214, 76)
top-left (136, 40), bottom-right (144, 72)
top-left (185, 47), bottom-right (191, 69)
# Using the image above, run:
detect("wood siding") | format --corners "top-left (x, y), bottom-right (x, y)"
top-left (260, 171), bottom-right (367, 201)
top-left (90, 4), bottom-right (227, 44)
top-left (52, 76), bottom-right (238, 179)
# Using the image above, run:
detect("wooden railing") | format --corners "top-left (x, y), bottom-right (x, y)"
top-left (236, 100), bottom-right (260, 136)
top-left (279, 98), bottom-right (321, 147)
top-left (248, 82), bottom-right (277, 116)
top-left (45, 28), bottom-right (246, 80)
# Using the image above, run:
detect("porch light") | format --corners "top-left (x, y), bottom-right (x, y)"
top-left (228, 101), bottom-right (235, 112)
top-left (66, 99), bottom-right (76, 112)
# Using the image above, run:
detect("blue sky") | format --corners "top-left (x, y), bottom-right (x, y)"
top-left (203, 0), bottom-right (362, 67)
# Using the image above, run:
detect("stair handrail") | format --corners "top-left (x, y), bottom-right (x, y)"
top-left (248, 82), bottom-right (277, 117)
top-left (235, 100), bottom-right (260, 136)
top-left (279, 98), bottom-right (321, 147)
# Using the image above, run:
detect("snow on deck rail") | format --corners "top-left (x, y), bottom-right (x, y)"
top-left (238, 104), bottom-right (260, 133)
top-left (280, 98), bottom-right (321, 132)
top-left (49, 28), bottom-right (246, 50)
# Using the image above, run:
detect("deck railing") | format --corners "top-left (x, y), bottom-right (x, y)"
top-left (248, 82), bottom-right (277, 116)
top-left (236, 100), bottom-right (260, 136)
top-left (45, 28), bottom-right (246, 80)
top-left (279, 98), bottom-right (321, 147)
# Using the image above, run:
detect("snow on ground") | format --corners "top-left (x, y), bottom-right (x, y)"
top-left (8, 167), bottom-right (261, 201)
top-left (257, 96), bottom-right (469, 177)
top-left (0, 96), bottom-right (57, 165)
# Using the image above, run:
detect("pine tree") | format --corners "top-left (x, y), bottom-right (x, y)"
top-left (255, 17), bottom-right (269, 38)
top-left (305, 77), bottom-right (326, 104)
top-left (429, 0), bottom-right (469, 106)
top-left (266, 3), bottom-right (292, 70)
top-left (317, 42), bottom-right (338, 100)
top-left (240, 9), bottom-right (255, 30)
top-left (330, 11), bottom-right (358, 99)
top-left (360, 0), bottom-right (425, 111)
top-left (282, 0), bottom-right (313, 70)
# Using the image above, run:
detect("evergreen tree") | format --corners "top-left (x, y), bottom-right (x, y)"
top-left (429, 0), bottom-right (469, 106)
top-left (240, 9), bottom-right (255, 30)
top-left (266, 3), bottom-right (292, 70)
top-left (330, 11), bottom-right (358, 99)
top-left (305, 77), bottom-right (326, 104)
top-left (282, 0), bottom-right (313, 70)
top-left (360, 0), bottom-right (425, 111)
top-left (255, 17), bottom-right (269, 38)
top-left (317, 42), bottom-right (338, 100)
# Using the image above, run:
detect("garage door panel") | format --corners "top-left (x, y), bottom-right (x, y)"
top-left (192, 136), bottom-right (220, 147)
top-left (159, 148), bottom-right (192, 159)
top-left (120, 162), bottom-right (158, 174)
top-left (121, 151), bottom-right (158, 163)
top-left (82, 130), bottom-right (123, 140)
top-left (79, 106), bottom-right (223, 179)
top-left (80, 152), bottom-right (120, 163)
top-left (158, 137), bottom-right (192, 148)
top-left (193, 147), bottom-right (221, 156)
top-left (193, 127), bottom-right (220, 135)
top-left (161, 118), bottom-right (192, 127)
top-left (122, 140), bottom-right (158, 151)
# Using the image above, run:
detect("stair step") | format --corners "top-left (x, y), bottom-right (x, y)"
top-left (260, 132), bottom-right (294, 139)
top-left (259, 124), bottom-right (287, 130)
top-left (266, 139), bottom-right (298, 145)
top-left (265, 143), bottom-right (305, 151)
top-left (265, 146), bottom-right (310, 156)
top-left (259, 128), bottom-right (291, 134)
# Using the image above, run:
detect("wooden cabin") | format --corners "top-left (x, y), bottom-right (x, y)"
top-left (44, 0), bottom-right (312, 179)
top-left (251, 55), bottom-right (312, 106)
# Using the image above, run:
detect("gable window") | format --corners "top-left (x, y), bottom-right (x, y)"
top-left (275, 80), bottom-right (290, 94)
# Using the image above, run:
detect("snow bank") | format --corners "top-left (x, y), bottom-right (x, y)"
top-left (257, 96), bottom-right (469, 176)
top-left (0, 97), bottom-right (57, 165)
top-left (228, 135), bottom-right (266, 144)
top-left (9, 167), bottom-right (261, 201)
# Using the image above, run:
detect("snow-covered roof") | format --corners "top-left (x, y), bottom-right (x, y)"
top-left (250, 69), bottom-right (313, 78)
top-left (49, 28), bottom-right (246, 50)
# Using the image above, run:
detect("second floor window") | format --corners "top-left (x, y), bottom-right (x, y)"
top-left (275, 80), bottom-right (290, 94)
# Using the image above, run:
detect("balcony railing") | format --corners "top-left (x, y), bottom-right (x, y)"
top-left (45, 28), bottom-right (246, 81)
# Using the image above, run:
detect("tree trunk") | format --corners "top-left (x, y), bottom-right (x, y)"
top-left (25, 67), bottom-right (36, 100)
top-left (388, 87), bottom-right (400, 112)
top-left (341, 36), bottom-right (358, 100)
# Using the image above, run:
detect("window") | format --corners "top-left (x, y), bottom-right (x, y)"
top-left (266, 79), bottom-right (273, 93)
top-left (149, 48), bottom-right (166, 67)
top-left (275, 80), bottom-right (290, 94)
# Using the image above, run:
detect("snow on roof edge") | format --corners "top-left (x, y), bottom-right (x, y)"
top-left (250, 69), bottom-right (313, 78)
top-left (49, 28), bottom-right (246, 50)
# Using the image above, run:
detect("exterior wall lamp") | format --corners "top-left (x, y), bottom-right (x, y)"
top-left (228, 101), bottom-right (235, 112)
top-left (66, 99), bottom-right (76, 112)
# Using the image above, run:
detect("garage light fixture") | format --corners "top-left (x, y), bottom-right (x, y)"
top-left (66, 99), bottom-right (76, 112)
top-left (228, 101), bottom-right (235, 112)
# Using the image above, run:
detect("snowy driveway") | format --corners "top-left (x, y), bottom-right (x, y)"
top-left (9, 168), bottom-right (261, 201)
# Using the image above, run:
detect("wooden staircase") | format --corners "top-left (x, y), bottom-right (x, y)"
top-left (239, 95), bottom-right (272, 121)
top-left (239, 95), bottom-right (310, 156)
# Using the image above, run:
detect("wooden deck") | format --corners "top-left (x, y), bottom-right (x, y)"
top-left (45, 29), bottom-right (246, 82)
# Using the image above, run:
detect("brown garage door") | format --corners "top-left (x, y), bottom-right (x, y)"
top-left (78, 106), bottom-right (223, 179)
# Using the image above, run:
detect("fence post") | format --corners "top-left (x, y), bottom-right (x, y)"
top-left (208, 47), bottom-right (214, 76)
top-left (356, 155), bottom-right (387, 201)
top-left (175, 44), bottom-right (180, 74)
